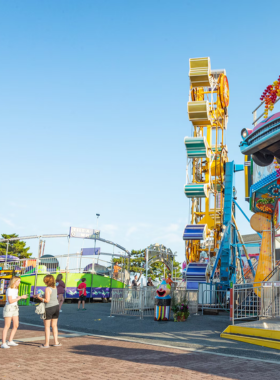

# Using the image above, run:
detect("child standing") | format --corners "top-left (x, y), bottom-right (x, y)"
top-left (1, 276), bottom-right (27, 349)
top-left (77, 278), bottom-right (87, 311)
top-left (56, 274), bottom-right (65, 312)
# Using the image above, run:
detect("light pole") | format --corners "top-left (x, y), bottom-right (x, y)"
top-left (173, 251), bottom-right (177, 280)
top-left (96, 214), bottom-right (100, 230)
top-left (94, 213), bottom-right (100, 270)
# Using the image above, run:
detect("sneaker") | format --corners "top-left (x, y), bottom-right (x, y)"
top-left (1, 343), bottom-right (10, 349)
top-left (82, 308), bottom-right (87, 310)
top-left (8, 341), bottom-right (18, 346)
top-left (77, 308), bottom-right (80, 311)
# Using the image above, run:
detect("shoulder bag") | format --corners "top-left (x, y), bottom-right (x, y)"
top-left (35, 302), bottom-right (46, 320)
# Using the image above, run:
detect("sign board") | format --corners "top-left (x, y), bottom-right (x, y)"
top-left (263, 282), bottom-right (272, 287)
top-left (82, 248), bottom-right (101, 256)
top-left (274, 282), bottom-right (280, 287)
top-left (252, 160), bottom-right (278, 186)
top-left (69, 227), bottom-right (100, 239)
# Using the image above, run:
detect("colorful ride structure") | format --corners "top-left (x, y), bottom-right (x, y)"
top-left (0, 232), bottom-right (130, 302)
top-left (240, 76), bottom-right (280, 282)
top-left (183, 57), bottom-right (251, 290)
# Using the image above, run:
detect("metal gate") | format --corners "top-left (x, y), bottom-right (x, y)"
top-left (110, 287), bottom-right (198, 319)
top-left (232, 281), bottom-right (280, 324)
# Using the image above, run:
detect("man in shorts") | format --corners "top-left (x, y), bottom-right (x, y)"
top-left (77, 278), bottom-right (87, 311)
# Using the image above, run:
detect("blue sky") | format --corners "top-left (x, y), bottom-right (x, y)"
top-left (0, 0), bottom-right (280, 267)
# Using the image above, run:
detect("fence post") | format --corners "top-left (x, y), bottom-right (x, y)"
top-left (34, 258), bottom-right (39, 296)
top-left (261, 283), bottom-right (264, 318)
top-left (202, 289), bottom-right (204, 315)
top-left (110, 289), bottom-right (113, 317)
top-left (140, 279), bottom-right (144, 319)
top-left (195, 290), bottom-right (199, 315)
top-left (272, 282), bottom-right (275, 318)
top-left (231, 284), bottom-right (234, 325)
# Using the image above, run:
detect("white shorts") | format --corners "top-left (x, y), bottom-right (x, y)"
top-left (3, 304), bottom-right (19, 318)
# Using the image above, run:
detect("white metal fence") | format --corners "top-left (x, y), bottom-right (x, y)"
top-left (201, 289), bottom-right (229, 314)
top-left (232, 281), bottom-right (280, 324)
top-left (198, 283), bottom-right (230, 314)
top-left (110, 287), bottom-right (198, 319)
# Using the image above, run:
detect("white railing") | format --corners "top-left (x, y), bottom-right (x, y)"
top-left (110, 287), bottom-right (198, 319)
top-left (201, 289), bottom-right (230, 314)
top-left (232, 281), bottom-right (280, 324)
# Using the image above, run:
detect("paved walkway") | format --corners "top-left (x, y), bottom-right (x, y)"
top-left (1, 321), bottom-right (280, 380)
top-left (16, 303), bottom-right (280, 362)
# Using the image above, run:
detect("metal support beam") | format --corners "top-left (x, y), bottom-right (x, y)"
top-left (233, 199), bottom-right (262, 239)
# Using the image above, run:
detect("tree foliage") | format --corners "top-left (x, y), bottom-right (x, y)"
top-left (113, 249), bottom-right (182, 281)
top-left (0, 234), bottom-right (32, 259)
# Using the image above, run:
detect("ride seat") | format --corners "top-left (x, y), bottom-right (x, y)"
top-left (188, 101), bottom-right (212, 126)
top-left (184, 136), bottom-right (210, 158)
top-left (189, 57), bottom-right (211, 87)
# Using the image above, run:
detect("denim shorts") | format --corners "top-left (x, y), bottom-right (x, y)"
top-left (3, 304), bottom-right (19, 318)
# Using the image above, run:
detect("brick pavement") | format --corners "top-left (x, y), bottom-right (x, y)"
top-left (1, 322), bottom-right (280, 380)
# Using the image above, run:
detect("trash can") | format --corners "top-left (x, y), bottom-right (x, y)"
top-left (154, 279), bottom-right (172, 321)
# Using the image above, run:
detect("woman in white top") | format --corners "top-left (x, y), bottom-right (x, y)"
top-left (1, 276), bottom-right (27, 349)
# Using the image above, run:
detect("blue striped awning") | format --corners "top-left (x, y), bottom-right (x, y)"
top-left (183, 224), bottom-right (206, 240)
top-left (186, 263), bottom-right (208, 290)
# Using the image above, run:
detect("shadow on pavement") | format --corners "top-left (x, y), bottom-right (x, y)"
top-left (69, 340), bottom-right (278, 380)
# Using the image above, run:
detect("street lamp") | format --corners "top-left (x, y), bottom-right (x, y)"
top-left (96, 214), bottom-right (100, 229)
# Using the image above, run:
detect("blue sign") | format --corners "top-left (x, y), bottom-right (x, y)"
top-left (82, 248), bottom-right (101, 256)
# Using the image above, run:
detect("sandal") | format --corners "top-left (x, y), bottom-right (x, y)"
top-left (40, 345), bottom-right (49, 348)
top-left (54, 343), bottom-right (62, 347)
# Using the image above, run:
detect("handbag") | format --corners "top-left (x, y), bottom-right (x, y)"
top-left (35, 302), bottom-right (46, 320)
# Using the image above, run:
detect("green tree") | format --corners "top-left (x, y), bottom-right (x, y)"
top-left (112, 249), bottom-right (182, 281)
top-left (0, 234), bottom-right (32, 259)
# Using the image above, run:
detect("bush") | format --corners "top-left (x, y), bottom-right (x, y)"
top-left (171, 301), bottom-right (190, 319)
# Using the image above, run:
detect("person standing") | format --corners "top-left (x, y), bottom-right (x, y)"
top-left (166, 273), bottom-right (174, 286)
top-left (56, 274), bottom-right (65, 313)
top-left (131, 271), bottom-right (142, 287)
top-left (33, 275), bottom-right (61, 348)
top-left (147, 277), bottom-right (154, 286)
top-left (113, 262), bottom-right (121, 280)
top-left (166, 273), bottom-right (177, 288)
top-left (1, 277), bottom-right (27, 349)
top-left (131, 272), bottom-right (142, 299)
top-left (77, 278), bottom-right (87, 311)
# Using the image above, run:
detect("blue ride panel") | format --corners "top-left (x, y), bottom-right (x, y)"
top-left (220, 161), bottom-right (235, 287)
top-left (183, 224), bottom-right (207, 240)
top-left (186, 263), bottom-right (208, 290)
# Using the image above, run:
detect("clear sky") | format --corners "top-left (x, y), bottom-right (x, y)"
top-left (1, 0), bottom-right (280, 267)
